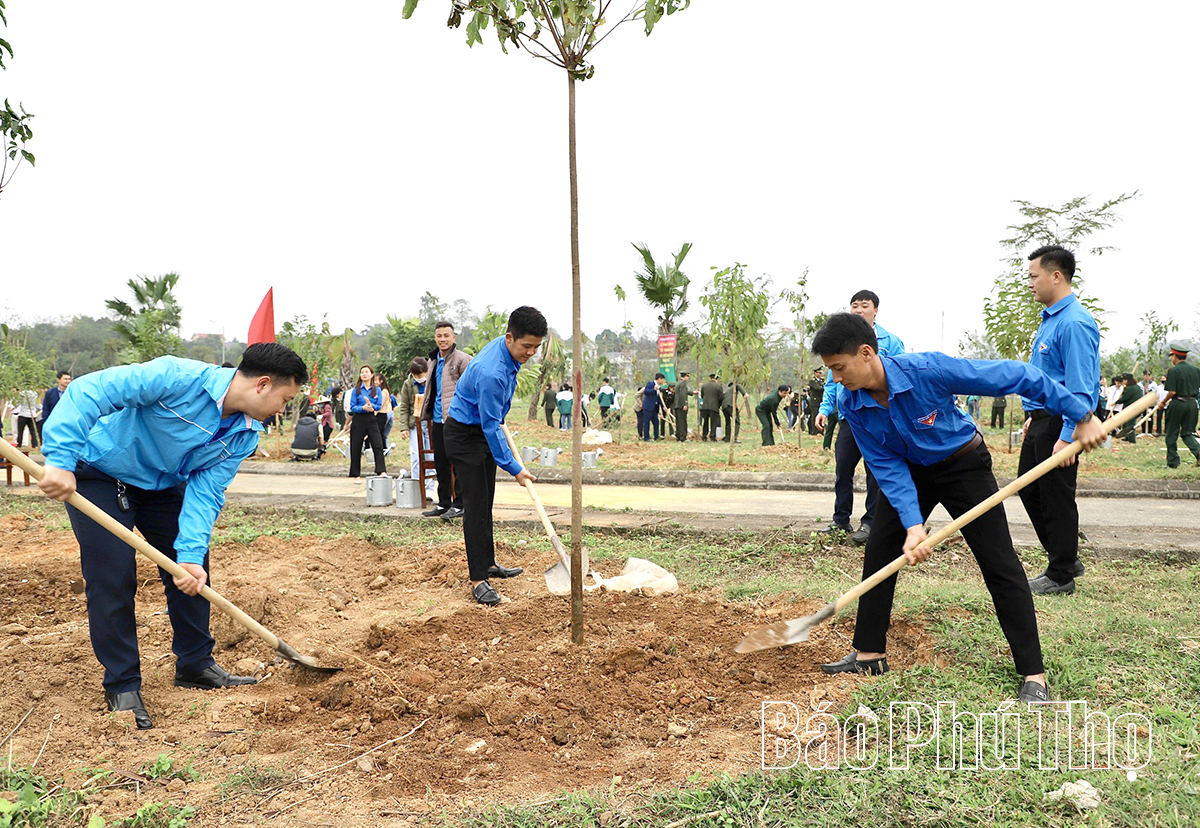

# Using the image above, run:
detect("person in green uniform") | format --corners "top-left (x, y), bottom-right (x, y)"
top-left (1158, 341), bottom-right (1200, 468)
top-left (672, 372), bottom-right (692, 441)
top-left (1114, 372), bottom-right (1143, 444)
top-left (756, 385), bottom-right (791, 447)
top-left (542, 383), bottom-right (556, 427)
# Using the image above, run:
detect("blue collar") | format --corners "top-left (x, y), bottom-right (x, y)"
top-left (1042, 292), bottom-right (1077, 320)
top-left (845, 355), bottom-right (912, 411)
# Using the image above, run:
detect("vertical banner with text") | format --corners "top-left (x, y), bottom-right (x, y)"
top-left (657, 334), bottom-right (678, 382)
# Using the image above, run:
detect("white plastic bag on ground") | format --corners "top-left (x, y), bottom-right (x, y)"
top-left (581, 428), bottom-right (612, 448)
top-left (586, 557), bottom-right (678, 596)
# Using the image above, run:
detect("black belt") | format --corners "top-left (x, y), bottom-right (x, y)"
top-left (933, 431), bottom-right (983, 466)
top-left (1174, 395), bottom-right (1197, 401)
top-left (1028, 409), bottom-right (1055, 421)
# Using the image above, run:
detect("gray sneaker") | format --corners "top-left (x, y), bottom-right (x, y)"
top-left (1028, 574), bottom-right (1075, 595)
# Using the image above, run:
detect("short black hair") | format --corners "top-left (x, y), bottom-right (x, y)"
top-left (811, 312), bottom-right (878, 357)
top-left (237, 343), bottom-right (308, 386)
top-left (408, 357), bottom-right (428, 375)
top-left (434, 320), bottom-right (455, 332)
top-left (655, 372), bottom-right (665, 380)
top-left (1028, 244), bottom-right (1076, 281)
top-left (507, 306), bottom-right (548, 340)
top-left (850, 289), bottom-right (880, 308)
top-left (56, 370), bottom-right (72, 379)
top-left (1122, 372), bottom-right (1135, 383)
top-left (777, 385), bottom-right (792, 394)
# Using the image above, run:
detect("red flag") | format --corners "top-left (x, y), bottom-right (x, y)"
top-left (247, 288), bottom-right (275, 345)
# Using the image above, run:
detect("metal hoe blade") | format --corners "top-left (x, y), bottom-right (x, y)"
top-left (734, 603), bottom-right (834, 653)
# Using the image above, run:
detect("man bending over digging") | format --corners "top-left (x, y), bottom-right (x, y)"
top-left (809, 313), bottom-right (1105, 702)
top-left (38, 343), bottom-right (308, 729)
top-left (444, 306), bottom-right (547, 606)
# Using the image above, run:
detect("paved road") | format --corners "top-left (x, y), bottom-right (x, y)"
top-left (225, 472), bottom-right (1200, 558)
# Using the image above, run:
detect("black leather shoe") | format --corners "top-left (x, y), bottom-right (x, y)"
top-left (487, 564), bottom-right (524, 579)
top-left (105, 690), bottom-right (153, 730)
top-left (820, 652), bottom-right (889, 675)
top-left (816, 523), bottom-right (851, 536)
top-left (472, 580), bottom-right (501, 606)
top-left (1028, 574), bottom-right (1075, 595)
top-left (422, 505), bottom-right (450, 517)
top-left (175, 664), bottom-right (257, 689)
top-left (1017, 680), bottom-right (1050, 703)
top-left (850, 524), bottom-right (871, 546)
top-left (441, 505), bottom-right (465, 520)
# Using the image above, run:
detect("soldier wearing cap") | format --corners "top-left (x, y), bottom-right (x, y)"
top-left (1158, 340), bottom-right (1200, 468)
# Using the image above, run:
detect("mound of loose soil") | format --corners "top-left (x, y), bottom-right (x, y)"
top-left (0, 511), bottom-right (933, 824)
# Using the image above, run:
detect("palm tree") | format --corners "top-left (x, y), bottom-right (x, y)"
top-left (632, 242), bottom-right (692, 336)
top-left (525, 330), bottom-right (567, 420)
top-left (105, 273), bottom-right (184, 362)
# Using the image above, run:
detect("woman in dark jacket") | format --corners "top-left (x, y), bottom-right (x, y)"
top-left (348, 364), bottom-right (387, 477)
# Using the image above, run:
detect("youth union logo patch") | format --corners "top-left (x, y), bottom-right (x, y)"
top-left (1038, 341), bottom-right (1049, 352)
top-left (917, 410), bottom-right (937, 426)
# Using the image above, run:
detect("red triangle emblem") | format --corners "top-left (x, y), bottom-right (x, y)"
top-left (918, 410), bottom-right (938, 426)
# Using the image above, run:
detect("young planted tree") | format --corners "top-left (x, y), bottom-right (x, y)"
top-left (0, 324), bottom-right (53, 417)
top-left (0, 1), bottom-right (36, 200)
top-left (695, 263), bottom-right (773, 465)
top-left (1137, 311), bottom-right (1178, 378)
top-left (402, 0), bottom-right (690, 644)
top-left (779, 268), bottom-right (809, 446)
top-left (983, 193), bottom-right (1135, 361)
top-left (524, 330), bottom-right (567, 420)
top-left (105, 273), bottom-right (185, 363)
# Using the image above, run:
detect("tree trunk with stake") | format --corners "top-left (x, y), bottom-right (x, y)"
top-left (567, 71), bottom-right (584, 645)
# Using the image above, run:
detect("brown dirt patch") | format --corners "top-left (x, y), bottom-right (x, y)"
top-left (0, 513), bottom-right (934, 824)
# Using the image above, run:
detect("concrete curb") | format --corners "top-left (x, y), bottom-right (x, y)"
top-left (235, 461), bottom-right (1200, 499)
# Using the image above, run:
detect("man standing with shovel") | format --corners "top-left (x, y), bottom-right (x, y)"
top-left (37, 343), bottom-right (309, 729)
top-left (809, 314), bottom-right (1106, 702)
top-left (444, 306), bottom-right (547, 606)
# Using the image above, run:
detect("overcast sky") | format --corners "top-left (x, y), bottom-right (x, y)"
top-left (2, 2), bottom-right (1196, 356)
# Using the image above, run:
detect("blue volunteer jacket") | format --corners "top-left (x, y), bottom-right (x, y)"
top-left (41, 357), bottom-right (263, 566)
top-left (819, 321), bottom-right (905, 417)
top-left (838, 352), bottom-right (1092, 530)
top-left (446, 335), bottom-right (523, 476)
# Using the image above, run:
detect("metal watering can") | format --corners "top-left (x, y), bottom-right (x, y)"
top-left (394, 477), bottom-right (424, 509)
top-left (580, 451), bottom-right (598, 468)
top-left (539, 447), bottom-right (561, 467)
top-left (520, 446), bottom-right (540, 466)
top-left (365, 475), bottom-right (393, 506)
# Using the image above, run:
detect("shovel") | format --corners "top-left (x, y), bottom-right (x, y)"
top-left (735, 392), bottom-right (1157, 654)
top-left (0, 441), bottom-right (341, 680)
top-left (500, 423), bottom-right (583, 596)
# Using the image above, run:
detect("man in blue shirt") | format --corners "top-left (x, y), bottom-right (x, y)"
top-left (815, 290), bottom-right (905, 545)
top-left (1017, 245), bottom-right (1101, 595)
top-left (38, 344), bottom-right (308, 729)
top-left (444, 307), bottom-right (547, 606)
top-left (809, 313), bottom-right (1105, 701)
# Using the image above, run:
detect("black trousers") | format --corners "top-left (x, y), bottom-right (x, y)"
top-left (854, 443), bottom-right (1044, 676)
top-left (990, 405), bottom-right (1006, 429)
top-left (722, 408), bottom-right (734, 441)
top-left (674, 409), bottom-right (688, 440)
top-left (545, 407), bottom-right (554, 427)
top-left (443, 418), bottom-right (500, 582)
top-left (66, 463), bottom-right (215, 693)
top-left (1154, 408), bottom-right (1165, 435)
top-left (833, 419), bottom-right (879, 528)
top-left (1017, 413), bottom-right (1079, 583)
top-left (700, 409), bottom-right (719, 441)
top-left (430, 420), bottom-right (462, 508)
top-left (17, 416), bottom-right (39, 448)
top-left (348, 413), bottom-right (386, 476)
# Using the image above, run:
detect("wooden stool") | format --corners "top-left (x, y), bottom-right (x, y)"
top-left (1, 447), bottom-right (32, 486)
